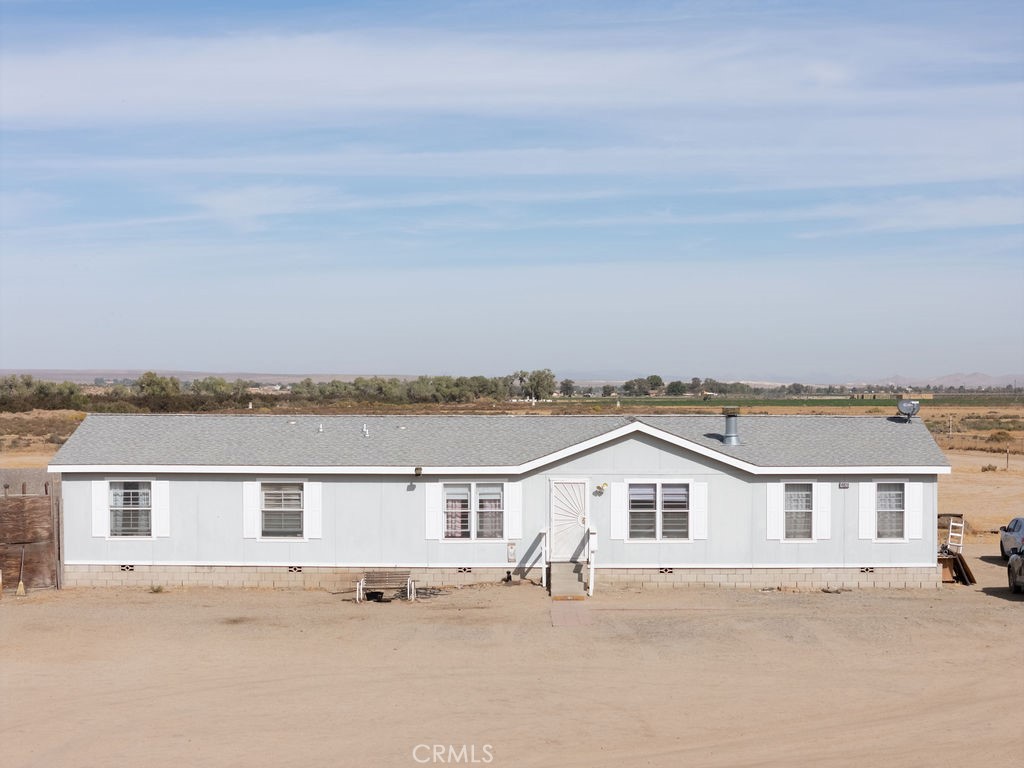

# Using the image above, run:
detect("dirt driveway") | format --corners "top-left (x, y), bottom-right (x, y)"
top-left (2, 548), bottom-right (1020, 768)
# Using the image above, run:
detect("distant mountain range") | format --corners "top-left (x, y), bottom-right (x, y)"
top-left (2, 368), bottom-right (1021, 389)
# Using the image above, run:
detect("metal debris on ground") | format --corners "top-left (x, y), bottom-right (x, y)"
top-left (396, 586), bottom-right (447, 600)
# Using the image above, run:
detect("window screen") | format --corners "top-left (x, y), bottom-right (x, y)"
top-left (784, 483), bottom-right (813, 539)
top-left (628, 483), bottom-right (657, 539)
top-left (110, 481), bottom-right (152, 537)
top-left (262, 482), bottom-right (303, 538)
top-left (661, 483), bottom-right (690, 539)
top-left (476, 483), bottom-right (504, 539)
top-left (876, 482), bottom-right (905, 539)
top-left (444, 484), bottom-right (472, 539)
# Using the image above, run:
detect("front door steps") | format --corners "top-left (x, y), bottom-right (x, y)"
top-left (549, 561), bottom-right (587, 599)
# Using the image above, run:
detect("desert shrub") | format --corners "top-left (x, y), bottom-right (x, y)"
top-left (986, 430), bottom-right (1012, 443)
top-left (981, 464), bottom-right (998, 472)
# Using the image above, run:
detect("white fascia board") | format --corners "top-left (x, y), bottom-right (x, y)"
top-left (754, 465), bottom-right (950, 475)
top-left (49, 464), bottom-right (424, 475)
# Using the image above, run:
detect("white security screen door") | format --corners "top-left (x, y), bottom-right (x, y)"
top-left (550, 480), bottom-right (588, 562)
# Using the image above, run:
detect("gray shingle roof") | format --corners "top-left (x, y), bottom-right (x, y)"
top-left (50, 413), bottom-right (948, 471)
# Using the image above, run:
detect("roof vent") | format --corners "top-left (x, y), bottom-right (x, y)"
top-left (722, 407), bottom-right (740, 446)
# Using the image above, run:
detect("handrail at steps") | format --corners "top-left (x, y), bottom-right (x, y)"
top-left (539, 530), bottom-right (548, 588)
top-left (587, 528), bottom-right (597, 597)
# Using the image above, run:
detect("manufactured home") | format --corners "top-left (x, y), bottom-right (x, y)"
top-left (48, 411), bottom-right (950, 592)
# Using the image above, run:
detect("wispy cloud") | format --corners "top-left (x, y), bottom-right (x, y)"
top-left (1, 25), bottom-right (1019, 125)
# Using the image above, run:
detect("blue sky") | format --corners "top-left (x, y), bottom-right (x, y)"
top-left (1, 0), bottom-right (1022, 383)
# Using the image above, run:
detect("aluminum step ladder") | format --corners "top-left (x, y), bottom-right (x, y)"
top-left (946, 516), bottom-right (965, 553)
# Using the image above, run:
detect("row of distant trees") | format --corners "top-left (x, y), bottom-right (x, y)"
top-left (0, 370), bottom-right (559, 412)
top-left (1, 372), bottom-right (1019, 413)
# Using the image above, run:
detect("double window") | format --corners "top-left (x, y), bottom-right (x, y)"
top-left (444, 482), bottom-right (504, 539)
top-left (875, 482), bottom-right (905, 539)
top-left (109, 481), bottom-right (152, 537)
top-left (628, 482), bottom-right (689, 540)
top-left (262, 482), bottom-right (304, 538)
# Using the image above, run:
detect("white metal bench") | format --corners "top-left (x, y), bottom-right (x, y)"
top-left (355, 570), bottom-right (415, 603)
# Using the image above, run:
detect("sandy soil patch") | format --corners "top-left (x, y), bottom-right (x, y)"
top-left (0, 450), bottom-right (58, 469)
top-left (2, 552), bottom-right (1020, 768)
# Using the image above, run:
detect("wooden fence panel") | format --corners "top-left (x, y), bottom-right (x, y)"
top-left (0, 496), bottom-right (56, 590)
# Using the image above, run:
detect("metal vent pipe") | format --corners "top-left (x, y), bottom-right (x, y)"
top-left (723, 407), bottom-right (740, 445)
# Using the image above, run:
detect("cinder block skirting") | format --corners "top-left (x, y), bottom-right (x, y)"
top-left (61, 564), bottom-right (940, 590)
top-left (595, 566), bottom-right (942, 590)
top-left (61, 564), bottom-right (538, 590)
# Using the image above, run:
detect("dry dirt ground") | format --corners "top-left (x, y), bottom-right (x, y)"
top-left (1, 551), bottom-right (1021, 768)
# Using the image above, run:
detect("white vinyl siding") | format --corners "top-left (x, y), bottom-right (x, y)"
top-left (905, 482), bottom-right (923, 539)
top-left (858, 483), bottom-right (876, 540)
top-left (609, 482), bottom-right (628, 540)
